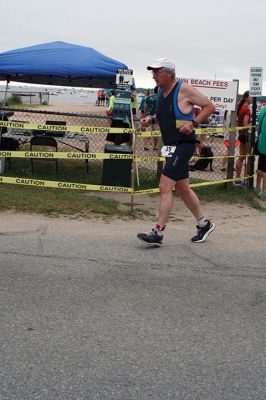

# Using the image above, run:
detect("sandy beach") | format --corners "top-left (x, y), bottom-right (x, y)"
top-left (36, 101), bottom-right (111, 115)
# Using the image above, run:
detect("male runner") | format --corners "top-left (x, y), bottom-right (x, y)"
top-left (137, 57), bottom-right (215, 246)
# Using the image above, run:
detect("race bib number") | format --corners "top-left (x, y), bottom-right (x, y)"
top-left (161, 145), bottom-right (176, 157)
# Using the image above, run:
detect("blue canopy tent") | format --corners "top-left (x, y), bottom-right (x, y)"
top-left (0, 41), bottom-right (127, 88)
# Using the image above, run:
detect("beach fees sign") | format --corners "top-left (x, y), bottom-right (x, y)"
top-left (116, 69), bottom-right (134, 89)
top-left (176, 77), bottom-right (238, 111)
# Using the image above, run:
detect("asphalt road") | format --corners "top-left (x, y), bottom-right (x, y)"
top-left (0, 212), bottom-right (265, 400)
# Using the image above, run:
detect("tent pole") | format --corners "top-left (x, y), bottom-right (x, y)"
top-left (0, 79), bottom-right (9, 141)
top-left (3, 79), bottom-right (9, 107)
top-left (130, 106), bottom-right (136, 212)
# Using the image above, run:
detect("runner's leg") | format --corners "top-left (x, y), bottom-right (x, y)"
top-left (175, 178), bottom-right (204, 220)
top-left (157, 174), bottom-right (176, 227)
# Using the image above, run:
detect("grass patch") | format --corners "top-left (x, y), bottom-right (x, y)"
top-left (1, 158), bottom-right (265, 218)
top-left (5, 158), bottom-right (102, 183)
top-left (0, 95), bottom-right (22, 107)
top-left (0, 185), bottom-right (121, 217)
top-left (0, 184), bottom-right (156, 219)
top-left (1, 181), bottom-right (264, 219)
top-left (193, 184), bottom-right (266, 211)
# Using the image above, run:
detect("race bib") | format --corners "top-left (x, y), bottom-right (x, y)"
top-left (161, 145), bottom-right (176, 157)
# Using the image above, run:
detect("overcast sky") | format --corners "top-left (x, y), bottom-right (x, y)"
top-left (2, 0), bottom-right (266, 94)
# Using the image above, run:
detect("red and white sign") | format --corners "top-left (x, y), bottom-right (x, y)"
top-left (176, 77), bottom-right (238, 111)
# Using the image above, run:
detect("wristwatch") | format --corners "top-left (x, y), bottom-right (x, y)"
top-left (192, 120), bottom-right (199, 128)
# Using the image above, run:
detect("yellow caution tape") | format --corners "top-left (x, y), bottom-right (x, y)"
top-left (0, 121), bottom-right (138, 135)
top-left (0, 176), bottom-right (132, 192)
top-left (190, 178), bottom-right (237, 188)
top-left (133, 188), bottom-right (160, 195)
top-left (135, 125), bottom-right (253, 137)
top-left (176, 120), bottom-right (191, 127)
top-left (0, 151), bottom-right (254, 161)
top-left (134, 156), bottom-right (165, 162)
top-left (0, 151), bottom-right (134, 160)
top-left (192, 153), bottom-right (254, 160)
top-left (0, 174), bottom-right (255, 194)
top-left (0, 120), bottom-right (253, 137)
top-left (135, 130), bottom-right (161, 137)
top-left (196, 126), bottom-right (252, 135)
top-left (133, 174), bottom-right (255, 195)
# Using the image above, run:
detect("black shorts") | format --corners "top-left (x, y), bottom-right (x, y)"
top-left (163, 142), bottom-right (196, 181)
top-left (238, 134), bottom-right (249, 144)
top-left (258, 154), bottom-right (266, 172)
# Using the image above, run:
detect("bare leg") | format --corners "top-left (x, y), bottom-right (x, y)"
top-left (235, 142), bottom-right (247, 179)
top-left (175, 178), bottom-right (204, 221)
top-left (256, 169), bottom-right (263, 191)
top-left (137, 175), bottom-right (212, 245)
top-left (221, 148), bottom-right (229, 169)
top-left (153, 137), bottom-right (158, 149)
top-left (236, 158), bottom-right (244, 178)
top-left (144, 124), bottom-right (151, 149)
top-left (143, 137), bottom-right (150, 149)
top-left (262, 172), bottom-right (266, 193)
top-left (157, 175), bottom-right (176, 226)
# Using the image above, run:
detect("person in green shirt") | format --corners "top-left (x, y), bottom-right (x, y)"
top-left (255, 105), bottom-right (266, 197)
top-left (144, 86), bottom-right (159, 151)
top-left (139, 89), bottom-right (150, 118)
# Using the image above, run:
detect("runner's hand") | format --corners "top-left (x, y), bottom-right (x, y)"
top-left (178, 122), bottom-right (194, 135)
top-left (141, 117), bottom-right (152, 128)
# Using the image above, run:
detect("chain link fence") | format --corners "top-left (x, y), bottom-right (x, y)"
top-left (0, 108), bottom-right (254, 192)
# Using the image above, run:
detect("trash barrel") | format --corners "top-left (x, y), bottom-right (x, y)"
top-left (102, 144), bottom-right (133, 187)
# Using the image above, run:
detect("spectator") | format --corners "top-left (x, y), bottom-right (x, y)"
top-left (106, 90), bottom-right (115, 116)
top-left (106, 89), bottom-right (113, 107)
top-left (97, 89), bottom-right (101, 106)
top-left (130, 86), bottom-right (138, 117)
top-left (100, 90), bottom-right (105, 106)
top-left (193, 106), bottom-right (207, 156)
top-left (138, 89), bottom-right (150, 142)
top-left (255, 105), bottom-right (266, 198)
top-left (104, 90), bottom-right (108, 106)
top-left (144, 86), bottom-right (159, 151)
top-left (235, 90), bottom-right (252, 185)
top-left (139, 89), bottom-right (150, 118)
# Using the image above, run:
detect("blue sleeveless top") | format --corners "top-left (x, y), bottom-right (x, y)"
top-left (156, 81), bottom-right (196, 145)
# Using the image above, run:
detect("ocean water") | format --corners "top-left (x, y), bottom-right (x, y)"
top-left (49, 90), bottom-right (98, 104)
top-left (0, 85), bottom-right (98, 105)
top-left (0, 85), bottom-right (143, 106)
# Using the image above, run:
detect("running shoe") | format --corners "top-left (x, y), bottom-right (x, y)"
top-left (191, 220), bottom-right (215, 243)
top-left (233, 180), bottom-right (244, 186)
top-left (137, 228), bottom-right (163, 246)
top-left (258, 192), bottom-right (266, 200)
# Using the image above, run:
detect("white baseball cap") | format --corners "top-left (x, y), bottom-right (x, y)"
top-left (147, 57), bottom-right (176, 71)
